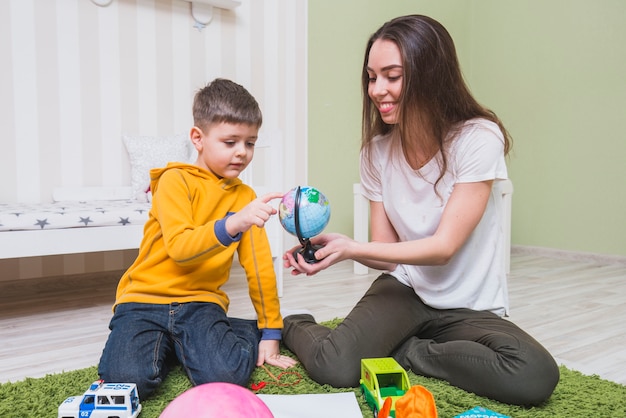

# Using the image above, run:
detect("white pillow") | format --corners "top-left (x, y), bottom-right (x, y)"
top-left (123, 133), bottom-right (197, 201)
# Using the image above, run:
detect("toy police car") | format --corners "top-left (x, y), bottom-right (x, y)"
top-left (58, 380), bottom-right (142, 418)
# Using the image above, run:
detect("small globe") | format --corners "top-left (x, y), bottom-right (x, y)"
top-left (279, 186), bottom-right (330, 239)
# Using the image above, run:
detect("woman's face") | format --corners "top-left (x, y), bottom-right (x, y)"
top-left (366, 39), bottom-right (403, 125)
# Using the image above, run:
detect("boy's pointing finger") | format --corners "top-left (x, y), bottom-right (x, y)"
top-left (260, 192), bottom-right (286, 203)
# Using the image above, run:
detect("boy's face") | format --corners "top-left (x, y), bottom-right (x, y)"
top-left (191, 122), bottom-right (258, 179)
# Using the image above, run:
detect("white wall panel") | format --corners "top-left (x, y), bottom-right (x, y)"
top-left (171, 1), bottom-right (192, 134)
top-left (34, 1), bottom-right (62, 200)
top-left (11, 0), bottom-right (40, 202)
top-left (56, 0), bottom-right (83, 189)
top-left (263, 0), bottom-right (279, 126)
top-left (234, 0), bottom-right (251, 88)
top-left (98, 1), bottom-right (123, 185)
top-left (136, 0), bottom-right (158, 135)
top-left (0, 1), bottom-right (17, 202)
top-left (202, 6), bottom-right (222, 87)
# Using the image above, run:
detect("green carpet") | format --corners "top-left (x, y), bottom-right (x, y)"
top-left (2, 320), bottom-right (625, 417)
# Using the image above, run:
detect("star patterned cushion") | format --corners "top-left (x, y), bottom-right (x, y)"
top-left (0, 200), bottom-right (151, 232)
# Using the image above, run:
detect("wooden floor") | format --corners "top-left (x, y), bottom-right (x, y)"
top-left (1, 252), bottom-right (625, 386)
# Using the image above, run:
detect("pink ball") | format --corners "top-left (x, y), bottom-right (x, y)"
top-left (159, 382), bottom-right (273, 418)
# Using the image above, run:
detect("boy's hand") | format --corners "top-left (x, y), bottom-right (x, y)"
top-left (226, 192), bottom-right (284, 236)
top-left (257, 339), bottom-right (297, 369)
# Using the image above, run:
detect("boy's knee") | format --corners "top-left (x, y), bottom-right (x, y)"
top-left (189, 348), bottom-right (256, 388)
top-left (189, 358), bottom-right (255, 387)
top-left (133, 377), bottom-right (160, 400)
top-left (99, 368), bottom-right (159, 400)
top-left (191, 369), bottom-right (251, 388)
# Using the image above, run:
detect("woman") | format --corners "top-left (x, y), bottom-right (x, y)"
top-left (282, 15), bottom-right (559, 406)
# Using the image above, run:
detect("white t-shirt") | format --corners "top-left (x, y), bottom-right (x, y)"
top-left (360, 119), bottom-right (509, 316)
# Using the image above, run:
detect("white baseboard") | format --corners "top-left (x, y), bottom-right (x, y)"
top-left (511, 245), bottom-right (626, 266)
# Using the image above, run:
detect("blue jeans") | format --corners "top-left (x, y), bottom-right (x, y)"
top-left (98, 302), bottom-right (260, 399)
top-left (283, 274), bottom-right (559, 406)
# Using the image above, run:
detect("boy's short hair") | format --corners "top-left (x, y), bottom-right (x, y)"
top-left (193, 78), bottom-right (262, 130)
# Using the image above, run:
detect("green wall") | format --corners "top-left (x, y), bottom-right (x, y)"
top-left (308, 0), bottom-right (626, 257)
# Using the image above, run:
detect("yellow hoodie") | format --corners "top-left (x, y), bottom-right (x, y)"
top-left (115, 162), bottom-right (283, 334)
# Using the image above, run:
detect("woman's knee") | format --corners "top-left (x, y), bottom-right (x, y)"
top-left (493, 351), bottom-right (560, 405)
top-left (305, 355), bottom-right (361, 388)
top-left (517, 354), bottom-right (560, 405)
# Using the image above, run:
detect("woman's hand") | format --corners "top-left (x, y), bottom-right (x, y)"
top-left (257, 339), bottom-right (297, 369)
top-left (283, 233), bottom-right (355, 276)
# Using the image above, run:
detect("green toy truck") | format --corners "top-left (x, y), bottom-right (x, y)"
top-left (360, 357), bottom-right (410, 417)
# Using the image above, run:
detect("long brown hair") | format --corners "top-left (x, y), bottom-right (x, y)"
top-left (361, 15), bottom-right (511, 185)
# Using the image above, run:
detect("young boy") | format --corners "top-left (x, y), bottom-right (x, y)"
top-left (98, 78), bottom-right (296, 398)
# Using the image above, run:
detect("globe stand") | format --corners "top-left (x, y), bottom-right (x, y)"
top-left (293, 240), bottom-right (323, 264)
top-left (292, 186), bottom-right (323, 264)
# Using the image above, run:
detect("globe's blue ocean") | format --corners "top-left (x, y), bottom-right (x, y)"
top-left (279, 186), bottom-right (330, 239)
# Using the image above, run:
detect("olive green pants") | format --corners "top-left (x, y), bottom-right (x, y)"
top-left (283, 274), bottom-right (559, 406)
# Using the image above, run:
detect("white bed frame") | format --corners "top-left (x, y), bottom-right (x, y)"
top-left (0, 225), bottom-right (145, 260)
top-left (352, 179), bottom-right (514, 275)
top-left (0, 187), bottom-right (144, 260)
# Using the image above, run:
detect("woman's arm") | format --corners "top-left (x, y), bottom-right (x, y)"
top-left (355, 180), bottom-right (493, 266)
top-left (351, 200), bottom-right (399, 271)
top-left (285, 180), bottom-right (492, 275)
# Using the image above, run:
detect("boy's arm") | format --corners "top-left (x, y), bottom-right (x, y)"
top-left (239, 227), bottom-right (296, 369)
top-left (238, 225), bottom-right (284, 329)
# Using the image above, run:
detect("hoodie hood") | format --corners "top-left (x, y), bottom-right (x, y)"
top-left (149, 162), bottom-right (242, 196)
